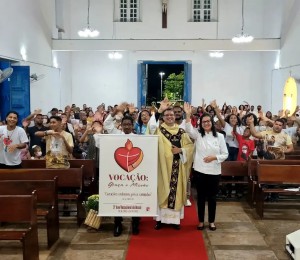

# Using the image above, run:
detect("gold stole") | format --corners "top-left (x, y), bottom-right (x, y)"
top-left (159, 126), bottom-right (184, 209)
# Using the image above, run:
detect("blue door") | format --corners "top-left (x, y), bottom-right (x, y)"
top-left (0, 64), bottom-right (30, 124)
top-left (137, 62), bottom-right (148, 107)
top-left (183, 62), bottom-right (192, 102)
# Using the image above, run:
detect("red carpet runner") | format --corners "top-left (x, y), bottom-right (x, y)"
top-left (126, 199), bottom-right (208, 260)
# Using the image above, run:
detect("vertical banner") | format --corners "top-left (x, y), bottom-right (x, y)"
top-left (97, 135), bottom-right (158, 216)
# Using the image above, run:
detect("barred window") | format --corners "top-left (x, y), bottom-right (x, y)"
top-left (119, 0), bottom-right (139, 22)
top-left (193, 0), bottom-right (211, 22)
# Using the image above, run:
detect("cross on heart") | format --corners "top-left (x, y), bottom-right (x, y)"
top-left (114, 139), bottom-right (144, 172)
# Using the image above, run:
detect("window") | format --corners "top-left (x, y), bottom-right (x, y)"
top-left (193, 0), bottom-right (212, 22)
top-left (119, 0), bottom-right (139, 22)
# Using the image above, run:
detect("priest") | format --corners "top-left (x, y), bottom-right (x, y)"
top-left (149, 98), bottom-right (194, 230)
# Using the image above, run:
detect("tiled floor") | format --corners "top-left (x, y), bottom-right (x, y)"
top-left (1, 196), bottom-right (300, 260)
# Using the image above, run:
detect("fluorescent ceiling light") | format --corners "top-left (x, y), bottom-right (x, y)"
top-left (108, 52), bottom-right (123, 59)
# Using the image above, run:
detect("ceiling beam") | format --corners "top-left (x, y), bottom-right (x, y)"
top-left (52, 39), bottom-right (280, 52)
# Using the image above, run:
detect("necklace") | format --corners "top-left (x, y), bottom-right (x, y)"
top-left (6, 127), bottom-right (16, 140)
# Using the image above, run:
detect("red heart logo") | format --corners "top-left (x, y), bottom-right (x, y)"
top-left (114, 139), bottom-right (144, 172)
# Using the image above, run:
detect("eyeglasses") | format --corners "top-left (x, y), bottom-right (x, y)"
top-left (202, 120), bottom-right (211, 124)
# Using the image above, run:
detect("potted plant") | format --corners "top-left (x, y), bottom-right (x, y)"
top-left (83, 195), bottom-right (101, 229)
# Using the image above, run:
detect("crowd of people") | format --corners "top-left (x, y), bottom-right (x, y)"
top-left (0, 99), bottom-right (299, 236)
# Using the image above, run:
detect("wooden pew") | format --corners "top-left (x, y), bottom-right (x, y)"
top-left (0, 192), bottom-right (39, 260)
top-left (0, 167), bottom-right (85, 225)
top-left (69, 159), bottom-right (97, 195)
top-left (247, 159), bottom-right (300, 207)
top-left (285, 154), bottom-right (300, 160)
top-left (21, 159), bottom-right (97, 196)
top-left (256, 163), bottom-right (300, 218)
top-left (287, 150), bottom-right (300, 155)
top-left (0, 178), bottom-right (59, 248)
top-left (221, 161), bottom-right (248, 182)
top-left (220, 161), bottom-right (248, 198)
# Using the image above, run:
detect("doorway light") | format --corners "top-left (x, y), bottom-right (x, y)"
top-left (53, 56), bottom-right (59, 68)
top-left (274, 51), bottom-right (281, 69)
top-left (20, 46), bottom-right (27, 61)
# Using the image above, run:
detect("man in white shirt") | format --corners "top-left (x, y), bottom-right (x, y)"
top-left (100, 103), bottom-right (140, 237)
top-left (0, 111), bottom-right (28, 168)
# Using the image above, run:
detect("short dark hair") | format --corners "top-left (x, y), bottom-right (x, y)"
top-left (49, 116), bottom-right (62, 122)
top-left (6, 110), bottom-right (19, 119)
top-left (173, 106), bottom-right (183, 112)
top-left (121, 115), bottom-right (134, 125)
top-left (276, 118), bottom-right (286, 125)
top-left (5, 111), bottom-right (19, 124)
top-left (162, 108), bottom-right (174, 116)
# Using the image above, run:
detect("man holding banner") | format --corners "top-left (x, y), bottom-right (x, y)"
top-left (102, 103), bottom-right (140, 236)
top-left (149, 98), bottom-right (194, 230)
top-left (96, 103), bottom-right (159, 237)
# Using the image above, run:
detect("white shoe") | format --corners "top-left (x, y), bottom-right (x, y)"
top-left (185, 199), bottom-right (192, 207)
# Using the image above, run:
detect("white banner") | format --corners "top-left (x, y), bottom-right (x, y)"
top-left (97, 134), bottom-right (158, 216)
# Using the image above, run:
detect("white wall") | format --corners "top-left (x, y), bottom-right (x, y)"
top-left (261, 52), bottom-right (279, 112)
top-left (51, 0), bottom-right (285, 113)
top-left (0, 0), bottom-right (62, 114)
top-left (271, 0), bottom-right (300, 114)
top-left (0, 0), bottom-right (54, 65)
top-left (70, 51), bottom-right (132, 108)
top-left (26, 62), bottom-right (61, 114)
top-left (1, 0), bottom-right (299, 115)
top-left (65, 50), bottom-right (277, 111)
top-left (61, 0), bottom-right (282, 40)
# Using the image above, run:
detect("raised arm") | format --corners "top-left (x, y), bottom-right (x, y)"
top-left (246, 114), bottom-right (263, 139)
top-left (79, 124), bottom-right (93, 143)
top-left (158, 97), bottom-right (170, 114)
top-left (260, 111), bottom-right (274, 126)
top-left (210, 100), bottom-right (225, 128)
top-left (24, 108), bottom-right (42, 122)
top-left (201, 98), bottom-right (206, 113)
top-left (104, 103), bottom-right (127, 134)
top-left (151, 97), bottom-right (170, 123)
top-left (183, 102), bottom-right (199, 140)
top-left (64, 105), bottom-right (71, 122)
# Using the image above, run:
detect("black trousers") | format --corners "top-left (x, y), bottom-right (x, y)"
top-left (114, 217), bottom-right (140, 225)
top-left (226, 145), bottom-right (239, 161)
top-left (0, 163), bottom-right (22, 169)
top-left (195, 171), bottom-right (220, 223)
